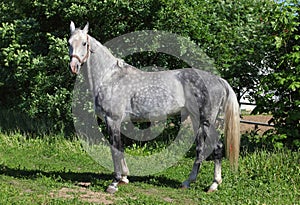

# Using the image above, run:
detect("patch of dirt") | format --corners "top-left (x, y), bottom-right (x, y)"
top-left (240, 115), bottom-right (274, 134)
top-left (49, 186), bottom-right (113, 204)
top-left (163, 196), bottom-right (174, 203)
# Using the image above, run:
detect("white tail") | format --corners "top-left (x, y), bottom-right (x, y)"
top-left (224, 86), bottom-right (240, 170)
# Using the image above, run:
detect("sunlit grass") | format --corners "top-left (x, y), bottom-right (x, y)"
top-left (0, 133), bottom-right (299, 204)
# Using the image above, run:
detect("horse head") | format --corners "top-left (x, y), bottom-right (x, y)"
top-left (68, 21), bottom-right (90, 74)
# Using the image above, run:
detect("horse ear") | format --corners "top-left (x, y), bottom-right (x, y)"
top-left (70, 21), bottom-right (76, 34)
top-left (83, 22), bottom-right (89, 34)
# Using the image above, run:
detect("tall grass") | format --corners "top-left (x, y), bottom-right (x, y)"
top-left (0, 108), bottom-right (55, 135)
top-left (0, 107), bottom-right (76, 138)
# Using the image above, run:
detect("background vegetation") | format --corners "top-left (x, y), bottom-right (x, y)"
top-left (0, 0), bottom-right (299, 146)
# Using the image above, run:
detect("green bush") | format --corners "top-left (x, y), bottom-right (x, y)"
top-left (253, 0), bottom-right (300, 149)
top-left (0, 0), bottom-right (298, 149)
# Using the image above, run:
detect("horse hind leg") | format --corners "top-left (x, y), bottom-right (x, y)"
top-left (182, 117), bottom-right (221, 190)
top-left (181, 157), bottom-right (201, 189)
top-left (181, 116), bottom-right (205, 188)
top-left (207, 140), bottom-right (223, 192)
top-left (204, 124), bottom-right (223, 192)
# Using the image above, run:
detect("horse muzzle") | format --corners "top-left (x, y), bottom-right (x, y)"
top-left (70, 58), bottom-right (81, 74)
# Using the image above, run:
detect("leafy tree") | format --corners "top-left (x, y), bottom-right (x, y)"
top-left (154, 0), bottom-right (278, 103)
top-left (0, 1), bottom-right (74, 133)
top-left (253, 0), bottom-right (300, 148)
top-left (0, 0), bottom-right (298, 149)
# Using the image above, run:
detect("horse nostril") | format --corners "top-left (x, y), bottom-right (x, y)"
top-left (70, 62), bottom-right (77, 74)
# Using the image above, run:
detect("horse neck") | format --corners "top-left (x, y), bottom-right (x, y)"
top-left (86, 36), bottom-right (119, 89)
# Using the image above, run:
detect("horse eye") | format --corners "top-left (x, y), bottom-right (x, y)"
top-left (82, 42), bottom-right (87, 46)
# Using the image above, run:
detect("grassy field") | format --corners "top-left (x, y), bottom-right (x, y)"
top-left (0, 132), bottom-right (299, 205)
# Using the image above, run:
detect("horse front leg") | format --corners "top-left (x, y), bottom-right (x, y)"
top-left (105, 116), bottom-right (129, 194)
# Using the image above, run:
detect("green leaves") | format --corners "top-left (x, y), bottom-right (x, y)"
top-left (252, 0), bottom-right (300, 149)
top-left (0, 2), bottom-right (73, 134)
top-left (0, 0), bottom-right (299, 147)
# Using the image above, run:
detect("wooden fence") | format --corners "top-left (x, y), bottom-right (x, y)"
top-left (240, 102), bottom-right (274, 127)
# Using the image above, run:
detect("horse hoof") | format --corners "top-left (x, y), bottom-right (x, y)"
top-left (118, 180), bottom-right (128, 186)
top-left (106, 185), bottom-right (118, 194)
top-left (206, 187), bottom-right (218, 193)
top-left (180, 185), bottom-right (189, 189)
top-left (207, 180), bottom-right (220, 193)
top-left (180, 181), bottom-right (190, 189)
top-left (207, 188), bottom-right (217, 193)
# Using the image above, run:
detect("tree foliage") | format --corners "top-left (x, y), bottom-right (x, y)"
top-left (253, 0), bottom-right (300, 148)
top-left (0, 0), bottom-right (298, 148)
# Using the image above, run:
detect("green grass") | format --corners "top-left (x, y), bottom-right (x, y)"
top-left (0, 132), bottom-right (299, 204)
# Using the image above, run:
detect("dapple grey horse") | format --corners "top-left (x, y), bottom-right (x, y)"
top-left (68, 22), bottom-right (240, 194)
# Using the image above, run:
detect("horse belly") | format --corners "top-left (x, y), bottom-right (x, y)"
top-left (128, 86), bottom-right (183, 121)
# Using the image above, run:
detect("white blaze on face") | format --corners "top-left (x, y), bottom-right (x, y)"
top-left (68, 36), bottom-right (80, 74)
top-left (68, 22), bottom-right (89, 74)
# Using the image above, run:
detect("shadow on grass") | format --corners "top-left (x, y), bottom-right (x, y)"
top-left (0, 164), bottom-right (181, 190)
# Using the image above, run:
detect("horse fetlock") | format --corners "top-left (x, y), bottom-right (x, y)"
top-left (118, 176), bottom-right (129, 185)
top-left (181, 180), bottom-right (191, 189)
top-left (207, 179), bottom-right (222, 193)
